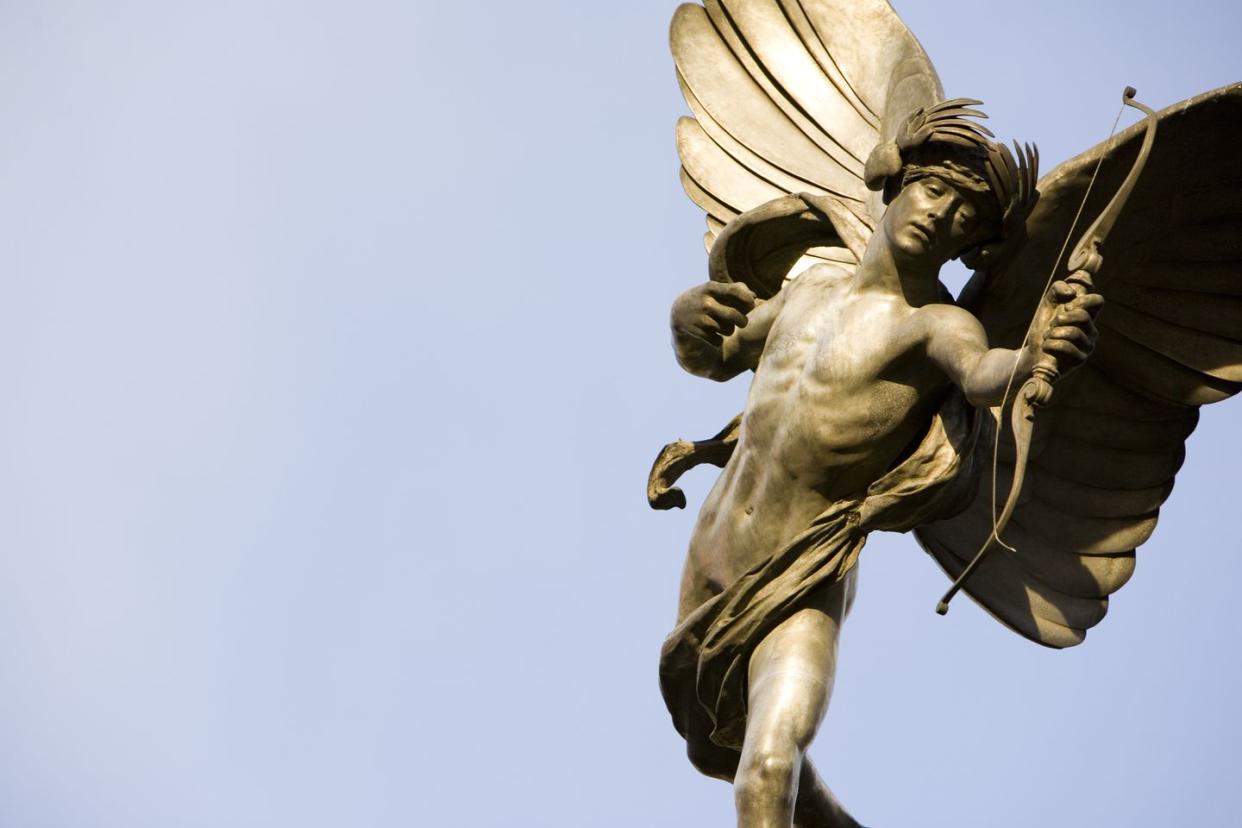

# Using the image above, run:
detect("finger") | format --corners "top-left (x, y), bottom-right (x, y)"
top-left (702, 310), bottom-right (737, 339)
top-left (691, 316), bottom-right (724, 346)
top-left (1052, 309), bottom-right (1098, 333)
top-left (1076, 293), bottom-right (1105, 316)
top-left (1052, 307), bottom-right (1092, 326)
top-left (703, 297), bottom-right (747, 331)
top-left (706, 281), bottom-right (757, 313)
top-left (1051, 281), bottom-right (1077, 303)
top-left (1042, 338), bottom-right (1089, 363)
top-left (1051, 314), bottom-right (1098, 344)
top-left (673, 320), bottom-right (722, 349)
top-left (706, 282), bottom-right (757, 314)
top-left (1046, 326), bottom-right (1091, 349)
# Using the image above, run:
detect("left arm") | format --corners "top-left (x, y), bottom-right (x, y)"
top-left (922, 307), bottom-right (1032, 407)
top-left (920, 282), bottom-right (1103, 407)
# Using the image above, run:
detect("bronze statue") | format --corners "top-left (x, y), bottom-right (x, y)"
top-left (648, 2), bottom-right (1242, 825)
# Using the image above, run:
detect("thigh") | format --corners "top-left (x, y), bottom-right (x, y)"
top-left (744, 577), bottom-right (851, 749)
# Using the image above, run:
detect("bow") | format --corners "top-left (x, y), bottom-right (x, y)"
top-left (936, 87), bottom-right (1159, 616)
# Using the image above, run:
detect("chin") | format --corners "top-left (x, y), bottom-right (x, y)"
top-left (896, 232), bottom-right (933, 259)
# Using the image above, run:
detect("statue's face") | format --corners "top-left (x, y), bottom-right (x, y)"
top-left (884, 175), bottom-right (995, 265)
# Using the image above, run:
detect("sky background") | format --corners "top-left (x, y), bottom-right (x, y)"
top-left (0, 1), bottom-right (1239, 826)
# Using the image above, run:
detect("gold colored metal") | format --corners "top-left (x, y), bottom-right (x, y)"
top-left (652, 1), bottom-right (1242, 824)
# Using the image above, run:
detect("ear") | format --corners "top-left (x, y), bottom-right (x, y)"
top-left (958, 240), bottom-right (1001, 271)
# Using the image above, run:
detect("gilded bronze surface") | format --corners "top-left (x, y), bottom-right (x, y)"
top-left (650, 2), bottom-right (1242, 825)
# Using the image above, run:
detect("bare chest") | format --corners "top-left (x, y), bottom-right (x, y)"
top-left (742, 276), bottom-right (937, 483)
top-left (761, 281), bottom-right (914, 387)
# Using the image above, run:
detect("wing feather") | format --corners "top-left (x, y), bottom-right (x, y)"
top-left (795, 0), bottom-right (942, 124)
top-left (1091, 323), bottom-right (1242, 406)
top-left (1112, 285), bottom-right (1242, 340)
top-left (1050, 406), bottom-right (1197, 451)
top-left (775, 0), bottom-right (880, 124)
top-left (677, 118), bottom-right (786, 216)
top-left (701, 0), bottom-right (863, 175)
top-left (1011, 506), bottom-right (1158, 555)
top-left (672, 5), bottom-right (863, 201)
top-left (679, 167), bottom-right (738, 224)
top-left (1058, 365), bottom-right (1191, 422)
top-left (937, 494), bottom-right (1137, 597)
top-left (1159, 223), bottom-right (1242, 261)
top-left (716, 0), bottom-right (875, 163)
top-left (1108, 285), bottom-right (1242, 340)
top-left (677, 71), bottom-right (834, 199)
top-left (1120, 260), bottom-right (1242, 295)
top-left (1099, 303), bottom-right (1242, 382)
top-left (1031, 436), bottom-right (1184, 491)
top-left (921, 532), bottom-right (1105, 645)
top-left (1030, 473), bottom-right (1174, 520)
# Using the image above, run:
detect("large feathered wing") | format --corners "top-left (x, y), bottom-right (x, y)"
top-left (671, 0), bottom-right (943, 262)
top-left (916, 83), bottom-right (1242, 648)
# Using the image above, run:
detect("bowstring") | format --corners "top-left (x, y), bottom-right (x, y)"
top-left (985, 102), bottom-right (1128, 549)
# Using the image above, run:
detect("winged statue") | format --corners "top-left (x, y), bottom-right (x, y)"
top-left (647, 1), bottom-right (1242, 825)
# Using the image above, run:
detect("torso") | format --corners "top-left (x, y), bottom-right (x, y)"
top-left (680, 265), bottom-right (950, 614)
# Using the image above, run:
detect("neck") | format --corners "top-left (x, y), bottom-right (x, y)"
top-left (854, 222), bottom-right (945, 306)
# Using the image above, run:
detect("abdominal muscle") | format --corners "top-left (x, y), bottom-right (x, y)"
top-left (680, 271), bottom-right (943, 611)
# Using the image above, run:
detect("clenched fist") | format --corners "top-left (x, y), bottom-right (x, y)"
top-left (670, 281), bottom-right (758, 347)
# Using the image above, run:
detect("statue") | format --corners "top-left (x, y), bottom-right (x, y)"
top-left (648, 2), bottom-right (1242, 825)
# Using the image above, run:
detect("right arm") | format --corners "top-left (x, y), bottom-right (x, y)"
top-left (670, 281), bottom-right (785, 382)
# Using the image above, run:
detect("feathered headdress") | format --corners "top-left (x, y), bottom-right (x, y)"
top-left (864, 98), bottom-right (1040, 268)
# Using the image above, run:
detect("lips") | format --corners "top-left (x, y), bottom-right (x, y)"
top-left (909, 222), bottom-right (936, 246)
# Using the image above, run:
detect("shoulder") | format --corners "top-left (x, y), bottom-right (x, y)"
top-left (799, 261), bottom-right (852, 283)
top-left (914, 301), bottom-right (976, 325)
top-left (910, 301), bottom-right (987, 343)
top-left (784, 261), bottom-right (852, 294)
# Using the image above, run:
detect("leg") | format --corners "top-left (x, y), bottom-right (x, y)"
top-left (793, 760), bottom-right (861, 828)
top-left (794, 571), bottom-right (861, 828)
top-left (734, 575), bottom-right (860, 828)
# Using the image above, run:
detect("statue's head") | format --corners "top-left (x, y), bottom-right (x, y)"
top-left (865, 99), bottom-right (1039, 270)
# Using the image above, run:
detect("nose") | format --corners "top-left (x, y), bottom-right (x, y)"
top-left (926, 196), bottom-right (954, 222)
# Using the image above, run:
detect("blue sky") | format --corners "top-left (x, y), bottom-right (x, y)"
top-left (0, 1), bottom-right (1239, 825)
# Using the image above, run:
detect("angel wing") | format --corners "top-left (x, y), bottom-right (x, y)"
top-left (916, 83), bottom-right (1242, 648)
top-left (670, 0), bottom-right (942, 263)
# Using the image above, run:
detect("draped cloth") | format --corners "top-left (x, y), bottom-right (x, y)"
top-left (658, 394), bottom-right (981, 778)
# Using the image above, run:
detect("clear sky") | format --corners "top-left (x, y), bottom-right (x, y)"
top-left (0, 1), bottom-right (1239, 826)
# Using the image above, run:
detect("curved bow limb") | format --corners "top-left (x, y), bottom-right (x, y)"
top-left (937, 87), bottom-right (1159, 616)
top-left (1067, 88), bottom-right (1159, 275)
top-left (935, 397), bottom-right (1036, 615)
